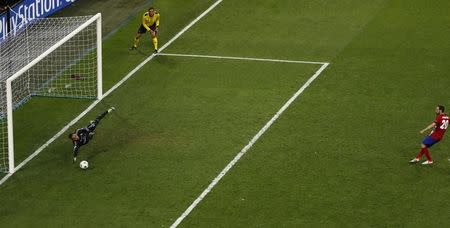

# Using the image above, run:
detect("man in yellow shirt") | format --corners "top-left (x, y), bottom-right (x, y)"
top-left (129, 7), bottom-right (160, 53)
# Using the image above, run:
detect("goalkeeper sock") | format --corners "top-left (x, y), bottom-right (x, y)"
top-left (133, 37), bottom-right (140, 48)
top-left (152, 37), bottom-right (158, 50)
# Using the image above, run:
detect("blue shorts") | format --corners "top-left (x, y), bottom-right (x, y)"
top-left (422, 136), bottom-right (439, 148)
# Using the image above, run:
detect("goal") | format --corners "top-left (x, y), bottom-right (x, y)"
top-left (0, 14), bottom-right (102, 173)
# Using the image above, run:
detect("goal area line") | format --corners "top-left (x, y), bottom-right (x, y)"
top-left (157, 53), bottom-right (328, 65)
top-left (163, 52), bottom-right (330, 228)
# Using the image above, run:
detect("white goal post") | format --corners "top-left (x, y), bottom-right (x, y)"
top-left (0, 13), bottom-right (102, 173)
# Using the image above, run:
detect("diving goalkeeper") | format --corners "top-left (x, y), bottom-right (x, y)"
top-left (68, 107), bottom-right (115, 163)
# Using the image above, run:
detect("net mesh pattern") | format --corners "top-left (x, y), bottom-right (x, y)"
top-left (0, 15), bottom-right (98, 172)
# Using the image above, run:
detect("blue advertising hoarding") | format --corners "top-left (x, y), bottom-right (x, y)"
top-left (0, 11), bottom-right (7, 40)
top-left (1, 0), bottom-right (76, 41)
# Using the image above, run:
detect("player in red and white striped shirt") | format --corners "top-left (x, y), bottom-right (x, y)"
top-left (410, 105), bottom-right (449, 165)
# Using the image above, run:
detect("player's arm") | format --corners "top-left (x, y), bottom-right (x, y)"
top-left (155, 13), bottom-right (160, 29)
top-left (142, 14), bottom-right (151, 31)
top-left (420, 122), bottom-right (436, 134)
top-left (73, 143), bottom-right (80, 157)
top-left (72, 142), bottom-right (81, 163)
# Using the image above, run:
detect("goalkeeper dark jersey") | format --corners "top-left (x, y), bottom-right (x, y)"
top-left (72, 127), bottom-right (94, 155)
top-left (70, 108), bottom-right (114, 161)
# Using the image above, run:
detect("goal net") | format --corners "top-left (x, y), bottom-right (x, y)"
top-left (0, 14), bottom-right (102, 173)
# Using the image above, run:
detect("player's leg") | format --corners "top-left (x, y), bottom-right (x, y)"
top-left (130, 33), bottom-right (142, 50)
top-left (412, 136), bottom-right (436, 164)
top-left (421, 144), bottom-right (435, 165)
top-left (410, 136), bottom-right (435, 164)
top-left (150, 31), bottom-right (158, 53)
top-left (411, 144), bottom-right (427, 162)
top-left (150, 24), bottom-right (158, 53)
top-left (87, 107), bottom-right (115, 132)
top-left (130, 25), bottom-right (146, 50)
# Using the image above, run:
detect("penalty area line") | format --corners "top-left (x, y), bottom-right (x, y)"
top-left (0, 0), bottom-right (224, 187)
top-left (170, 61), bottom-right (330, 228)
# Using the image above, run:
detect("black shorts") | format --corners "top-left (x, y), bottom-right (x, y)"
top-left (137, 24), bottom-right (157, 34)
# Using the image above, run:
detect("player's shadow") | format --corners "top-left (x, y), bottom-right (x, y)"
top-left (85, 147), bottom-right (109, 161)
top-left (128, 48), bottom-right (151, 57)
top-left (153, 54), bottom-right (178, 68)
top-left (136, 48), bottom-right (148, 56)
top-left (83, 110), bottom-right (144, 161)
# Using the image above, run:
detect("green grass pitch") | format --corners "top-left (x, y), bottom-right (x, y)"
top-left (1, 0), bottom-right (450, 227)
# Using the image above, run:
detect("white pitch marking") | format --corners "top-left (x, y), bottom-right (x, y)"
top-left (0, 0), bottom-right (224, 186)
top-left (158, 52), bottom-right (328, 65)
top-left (170, 62), bottom-right (330, 228)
